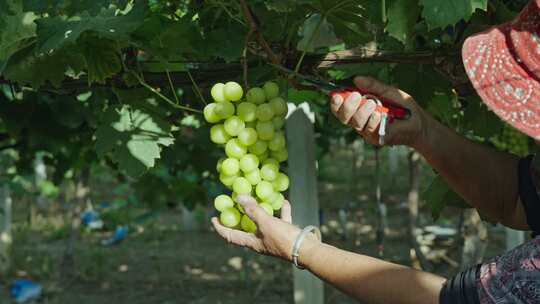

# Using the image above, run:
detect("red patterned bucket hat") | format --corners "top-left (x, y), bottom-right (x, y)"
top-left (462, 0), bottom-right (540, 138)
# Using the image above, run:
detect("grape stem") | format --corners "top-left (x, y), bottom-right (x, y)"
top-left (242, 29), bottom-right (255, 89)
top-left (239, 0), bottom-right (281, 64)
top-left (131, 71), bottom-right (202, 114)
top-left (165, 69), bottom-right (180, 105)
top-left (294, 14), bottom-right (324, 73)
top-left (187, 70), bottom-right (207, 105)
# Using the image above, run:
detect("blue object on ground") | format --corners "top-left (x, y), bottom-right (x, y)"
top-left (10, 279), bottom-right (42, 303)
top-left (101, 226), bottom-right (128, 246)
top-left (81, 209), bottom-right (104, 230)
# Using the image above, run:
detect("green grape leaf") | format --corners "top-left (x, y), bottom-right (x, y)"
top-left (419, 0), bottom-right (488, 29)
top-left (392, 64), bottom-right (452, 107)
top-left (287, 89), bottom-right (322, 104)
top-left (3, 45), bottom-right (70, 89)
top-left (95, 102), bottom-right (174, 177)
top-left (297, 14), bottom-right (340, 52)
top-left (132, 15), bottom-right (199, 62)
top-left (426, 92), bottom-right (459, 127)
top-left (423, 174), bottom-right (470, 220)
top-left (199, 25), bottom-right (244, 62)
top-left (385, 0), bottom-right (421, 46)
top-left (463, 95), bottom-right (504, 138)
top-left (490, 0), bottom-right (518, 22)
top-left (45, 95), bottom-right (89, 129)
top-left (322, 0), bottom-right (373, 46)
top-left (35, 2), bottom-right (146, 54)
top-left (264, 0), bottom-right (307, 12)
top-left (78, 36), bottom-right (121, 84)
top-left (0, 10), bottom-right (37, 66)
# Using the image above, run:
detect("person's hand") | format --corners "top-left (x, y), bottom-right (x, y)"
top-left (330, 76), bottom-right (428, 148)
top-left (211, 195), bottom-right (304, 262)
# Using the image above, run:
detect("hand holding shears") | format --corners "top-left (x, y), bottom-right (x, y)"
top-left (271, 65), bottom-right (412, 145)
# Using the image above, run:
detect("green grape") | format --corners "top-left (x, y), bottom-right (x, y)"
top-left (210, 81), bottom-right (290, 226)
top-left (203, 103), bottom-right (221, 123)
top-left (216, 157), bottom-right (225, 172)
top-left (268, 132), bottom-right (286, 151)
top-left (224, 81), bottom-right (243, 102)
top-left (259, 151), bottom-right (269, 162)
top-left (269, 193), bottom-right (284, 210)
top-left (262, 158), bottom-right (279, 167)
top-left (272, 116), bottom-right (284, 129)
top-left (273, 172), bottom-right (289, 192)
top-left (248, 140), bottom-right (268, 155)
top-left (215, 101), bottom-right (235, 119)
top-left (256, 121), bottom-right (275, 140)
top-left (269, 97), bottom-right (287, 117)
top-left (256, 181), bottom-right (274, 200)
top-left (221, 158), bottom-right (240, 175)
top-left (239, 154), bottom-right (259, 173)
top-left (233, 177), bottom-right (252, 194)
top-left (225, 138), bottom-right (247, 159)
top-left (211, 83), bottom-right (228, 102)
top-left (272, 148), bottom-right (288, 162)
top-left (263, 81), bottom-right (279, 100)
top-left (241, 215), bottom-right (257, 233)
top-left (263, 191), bottom-right (280, 204)
top-left (260, 163), bottom-right (278, 181)
top-left (238, 128), bottom-right (258, 146)
top-left (224, 116), bottom-right (245, 136)
top-left (219, 173), bottom-right (238, 188)
top-left (210, 124), bottom-right (230, 144)
top-left (244, 169), bottom-right (262, 185)
top-left (259, 202), bottom-right (274, 216)
top-left (214, 194), bottom-right (234, 212)
top-left (246, 121), bottom-right (257, 129)
top-left (237, 102), bottom-right (257, 122)
top-left (236, 202), bottom-right (245, 213)
top-left (256, 103), bottom-right (275, 121)
top-left (246, 87), bottom-right (266, 104)
top-left (220, 207), bottom-right (241, 227)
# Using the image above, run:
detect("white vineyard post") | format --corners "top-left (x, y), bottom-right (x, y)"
top-left (286, 102), bottom-right (324, 304)
top-left (0, 184), bottom-right (12, 275)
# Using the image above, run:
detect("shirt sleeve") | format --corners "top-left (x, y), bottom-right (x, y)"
top-left (477, 237), bottom-right (540, 303)
top-left (439, 264), bottom-right (481, 304)
top-left (440, 237), bottom-right (540, 304)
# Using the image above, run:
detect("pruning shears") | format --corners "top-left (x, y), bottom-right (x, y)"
top-left (271, 64), bottom-right (411, 145)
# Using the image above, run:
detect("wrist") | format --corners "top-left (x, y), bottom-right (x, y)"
top-left (296, 235), bottom-right (322, 269)
top-left (409, 111), bottom-right (437, 153)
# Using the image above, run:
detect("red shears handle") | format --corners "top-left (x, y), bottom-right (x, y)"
top-left (329, 88), bottom-right (411, 121)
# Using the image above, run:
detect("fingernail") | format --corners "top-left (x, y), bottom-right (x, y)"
top-left (350, 92), bottom-right (362, 101)
top-left (236, 194), bottom-right (251, 206)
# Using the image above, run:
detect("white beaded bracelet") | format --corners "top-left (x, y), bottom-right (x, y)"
top-left (291, 225), bottom-right (322, 270)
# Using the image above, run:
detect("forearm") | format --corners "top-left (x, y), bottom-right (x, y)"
top-left (414, 114), bottom-right (526, 229)
top-left (299, 238), bottom-right (445, 304)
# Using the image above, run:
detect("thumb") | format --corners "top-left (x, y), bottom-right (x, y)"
top-left (237, 195), bottom-right (270, 225)
top-left (353, 76), bottom-right (413, 108)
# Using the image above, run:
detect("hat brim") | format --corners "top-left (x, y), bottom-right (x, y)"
top-left (462, 24), bottom-right (540, 139)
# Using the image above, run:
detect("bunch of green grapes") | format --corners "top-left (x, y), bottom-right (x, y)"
top-left (494, 124), bottom-right (529, 156)
top-left (203, 81), bottom-right (289, 232)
